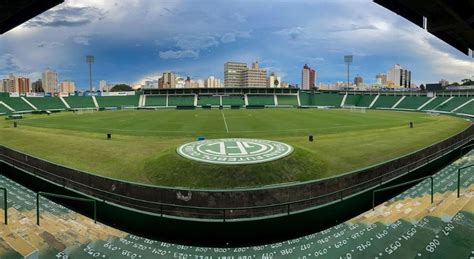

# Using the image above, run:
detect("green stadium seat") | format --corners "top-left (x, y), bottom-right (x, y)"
top-left (455, 100), bottom-right (474, 115)
top-left (356, 94), bottom-right (377, 107)
top-left (95, 95), bottom-right (140, 108)
top-left (168, 95), bottom-right (195, 106)
top-left (197, 95), bottom-right (220, 106)
top-left (395, 96), bottom-right (431, 110)
top-left (372, 95), bottom-right (403, 108)
top-left (434, 96), bottom-right (471, 112)
top-left (26, 97), bottom-right (66, 110)
top-left (145, 95), bottom-right (167, 106)
top-left (0, 97), bottom-right (33, 112)
top-left (247, 95), bottom-right (275, 106)
top-left (421, 96), bottom-right (450, 111)
top-left (222, 95), bottom-right (245, 106)
top-left (63, 96), bottom-right (96, 109)
top-left (313, 92), bottom-right (344, 107)
top-left (276, 95), bottom-right (298, 106)
top-left (0, 149), bottom-right (473, 258)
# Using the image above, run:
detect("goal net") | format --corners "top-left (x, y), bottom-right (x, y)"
top-left (346, 105), bottom-right (366, 113)
top-left (74, 108), bottom-right (96, 115)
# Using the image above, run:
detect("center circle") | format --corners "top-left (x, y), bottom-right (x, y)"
top-left (177, 138), bottom-right (294, 165)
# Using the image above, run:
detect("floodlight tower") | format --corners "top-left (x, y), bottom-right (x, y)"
top-left (344, 55), bottom-right (353, 93)
top-left (86, 55), bottom-right (94, 92)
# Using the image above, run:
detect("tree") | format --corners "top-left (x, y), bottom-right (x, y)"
top-left (110, 84), bottom-right (132, 92)
top-left (419, 84), bottom-right (425, 91)
top-left (461, 79), bottom-right (473, 86)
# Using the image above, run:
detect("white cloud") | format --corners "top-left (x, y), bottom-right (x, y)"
top-left (34, 41), bottom-right (64, 48)
top-left (159, 50), bottom-right (199, 59)
top-left (73, 36), bottom-right (91, 45)
top-left (175, 35), bottom-right (219, 50)
top-left (221, 33), bottom-right (236, 43)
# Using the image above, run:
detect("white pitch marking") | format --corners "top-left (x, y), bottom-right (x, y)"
top-left (221, 109), bottom-right (229, 133)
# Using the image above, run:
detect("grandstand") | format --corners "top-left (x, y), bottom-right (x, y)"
top-left (276, 94), bottom-right (298, 106)
top-left (0, 90), bottom-right (472, 116)
top-left (168, 95), bottom-right (195, 107)
top-left (0, 148), bottom-right (472, 258)
top-left (434, 96), bottom-right (471, 113)
top-left (197, 95), bottom-right (220, 107)
top-left (247, 94), bottom-right (275, 106)
top-left (0, 97), bottom-right (34, 113)
top-left (395, 95), bottom-right (431, 110)
top-left (222, 95), bottom-right (245, 106)
top-left (95, 95), bottom-right (140, 109)
top-left (372, 94), bottom-right (403, 109)
top-left (63, 96), bottom-right (96, 109)
top-left (25, 97), bottom-right (66, 111)
top-left (143, 95), bottom-right (167, 107)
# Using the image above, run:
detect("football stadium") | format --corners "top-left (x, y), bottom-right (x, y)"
top-left (1, 0), bottom-right (474, 258)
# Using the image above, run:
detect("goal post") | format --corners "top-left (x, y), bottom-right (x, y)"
top-left (344, 105), bottom-right (366, 113)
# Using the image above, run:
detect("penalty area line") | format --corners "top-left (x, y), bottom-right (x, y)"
top-left (221, 109), bottom-right (229, 133)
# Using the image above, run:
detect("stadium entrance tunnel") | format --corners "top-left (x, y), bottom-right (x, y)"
top-left (0, 131), bottom-right (472, 246)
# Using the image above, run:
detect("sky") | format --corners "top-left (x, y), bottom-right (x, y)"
top-left (0, 0), bottom-right (473, 90)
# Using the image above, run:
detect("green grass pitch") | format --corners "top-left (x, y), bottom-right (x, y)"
top-left (0, 108), bottom-right (469, 188)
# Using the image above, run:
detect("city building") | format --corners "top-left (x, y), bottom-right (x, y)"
top-left (204, 76), bottom-right (222, 88)
top-left (244, 62), bottom-right (267, 87)
top-left (60, 80), bottom-right (76, 93)
top-left (42, 68), bottom-right (58, 93)
top-left (267, 72), bottom-right (281, 88)
top-left (375, 73), bottom-right (387, 85)
top-left (16, 76), bottom-right (30, 93)
top-left (224, 62), bottom-right (247, 87)
top-left (439, 79), bottom-right (449, 87)
top-left (387, 64), bottom-right (411, 88)
top-left (354, 75), bottom-right (363, 86)
top-left (159, 72), bottom-right (176, 88)
top-left (31, 79), bottom-right (43, 92)
top-left (2, 74), bottom-right (30, 93)
top-left (301, 64), bottom-right (316, 90)
top-left (99, 80), bottom-right (108, 92)
top-left (0, 79), bottom-right (8, 92)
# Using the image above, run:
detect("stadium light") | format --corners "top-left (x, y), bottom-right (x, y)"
top-left (86, 55), bottom-right (95, 92)
top-left (344, 55), bottom-right (353, 94)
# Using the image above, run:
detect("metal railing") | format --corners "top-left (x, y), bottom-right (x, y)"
top-left (372, 176), bottom-right (433, 211)
top-left (457, 164), bottom-right (474, 198)
top-left (0, 187), bottom-right (6, 224)
top-left (36, 191), bottom-right (96, 226)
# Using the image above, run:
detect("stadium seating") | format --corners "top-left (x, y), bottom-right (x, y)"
top-left (276, 95), bottom-right (298, 106)
top-left (0, 97), bottom-right (33, 112)
top-left (313, 92), bottom-right (344, 106)
top-left (247, 95), bottom-right (275, 106)
top-left (421, 96), bottom-right (450, 111)
top-left (222, 95), bottom-right (245, 106)
top-left (197, 95), bottom-right (220, 106)
top-left (0, 149), bottom-right (472, 258)
top-left (63, 96), bottom-right (96, 109)
top-left (0, 104), bottom-right (11, 114)
top-left (434, 96), bottom-right (471, 112)
top-left (1, 147), bottom-right (474, 258)
top-left (144, 95), bottom-right (167, 106)
top-left (356, 94), bottom-right (378, 107)
top-left (168, 95), bottom-right (195, 106)
top-left (95, 95), bottom-right (140, 108)
top-left (343, 94), bottom-right (362, 106)
top-left (455, 100), bottom-right (474, 116)
top-left (25, 97), bottom-right (66, 110)
top-left (372, 95), bottom-right (403, 108)
top-left (395, 96), bottom-right (431, 110)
